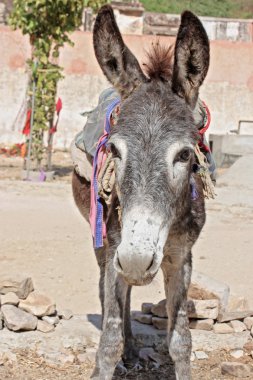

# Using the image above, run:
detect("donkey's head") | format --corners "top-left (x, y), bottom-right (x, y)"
top-left (94, 6), bottom-right (209, 285)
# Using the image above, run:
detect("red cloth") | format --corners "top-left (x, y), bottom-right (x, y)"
top-left (22, 109), bottom-right (31, 135)
top-left (22, 98), bottom-right (62, 136)
top-left (49, 97), bottom-right (62, 134)
top-left (56, 97), bottom-right (62, 115)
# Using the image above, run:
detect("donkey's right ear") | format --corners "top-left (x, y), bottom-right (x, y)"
top-left (93, 5), bottom-right (146, 99)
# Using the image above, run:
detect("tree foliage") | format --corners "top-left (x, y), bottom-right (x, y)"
top-left (9, 0), bottom-right (85, 169)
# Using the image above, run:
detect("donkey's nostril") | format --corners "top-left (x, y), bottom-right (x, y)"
top-left (146, 254), bottom-right (155, 271)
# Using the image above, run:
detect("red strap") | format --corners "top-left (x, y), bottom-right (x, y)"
top-left (199, 101), bottom-right (211, 135)
top-left (197, 101), bottom-right (211, 152)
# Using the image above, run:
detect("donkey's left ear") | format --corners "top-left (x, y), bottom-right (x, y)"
top-left (172, 11), bottom-right (210, 109)
top-left (93, 5), bottom-right (147, 99)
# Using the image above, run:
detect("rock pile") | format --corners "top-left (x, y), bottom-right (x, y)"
top-left (132, 271), bottom-right (253, 336)
top-left (0, 277), bottom-right (72, 333)
top-left (132, 271), bottom-right (253, 377)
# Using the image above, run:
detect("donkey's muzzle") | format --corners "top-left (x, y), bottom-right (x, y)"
top-left (113, 207), bottom-right (168, 285)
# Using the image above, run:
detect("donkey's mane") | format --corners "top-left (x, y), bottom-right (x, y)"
top-left (143, 41), bottom-right (174, 82)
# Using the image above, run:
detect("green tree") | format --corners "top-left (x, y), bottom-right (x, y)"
top-left (9, 0), bottom-right (85, 170)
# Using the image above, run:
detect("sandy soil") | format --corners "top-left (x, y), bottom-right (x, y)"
top-left (0, 152), bottom-right (252, 313)
top-left (0, 152), bottom-right (253, 379)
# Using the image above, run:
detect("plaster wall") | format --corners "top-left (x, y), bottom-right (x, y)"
top-left (0, 27), bottom-right (253, 148)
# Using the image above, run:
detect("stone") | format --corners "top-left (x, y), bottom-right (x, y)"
top-left (227, 295), bottom-right (249, 312)
top-left (0, 278), bottom-right (34, 299)
top-left (251, 326), bottom-right (253, 337)
top-left (77, 351), bottom-right (96, 364)
top-left (244, 317), bottom-right (253, 330)
top-left (229, 320), bottom-right (247, 333)
top-left (2, 304), bottom-right (37, 331)
top-left (243, 341), bottom-right (253, 352)
top-left (0, 319), bottom-right (3, 330)
top-left (0, 292), bottom-right (19, 306)
top-left (133, 321), bottom-right (251, 353)
top-left (187, 299), bottom-right (219, 319)
top-left (0, 350), bottom-right (17, 365)
top-left (57, 309), bottom-right (73, 320)
top-left (42, 351), bottom-right (75, 367)
top-left (218, 310), bottom-right (253, 323)
top-left (189, 271), bottom-right (230, 311)
top-left (151, 299), bottom-right (167, 318)
top-left (190, 352), bottom-right (195, 362)
top-left (152, 317), bottom-right (167, 330)
top-left (195, 351), bottom-right (209, 360)
top-left (37, 320), bottom-right (55, 333)
top-left (139, 347), bottom-right (155, 362)
top-left (133, 312), bottom-right (153, 325)
top-left (189, 319), bottom-right (214, 331)
top-left (213, 323), bottom-right (234, 334)
top-left (141, 303), bottom-right (153, 314)
top-left (42, 315), bottom-right (60, 325)
top-left (19, 291), bottom-right (56, 317)
top-left (58, 353), bottom-right (75, 366)
top-left (230, 349), bottom-right (244, 359)
top-left (221, 362), bottom-right (253, 378)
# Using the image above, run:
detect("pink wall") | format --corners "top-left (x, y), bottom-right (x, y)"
top-left (3, 28), bottom-right (253, 88)
top-left (1, 27), bottom-right (253, 147)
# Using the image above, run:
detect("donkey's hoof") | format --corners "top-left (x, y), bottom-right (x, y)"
top-left (90, 365), bottom-right (100, 379)
top-left (116, 360), bottom-right (128, 375)
top-left (151, 362), bottom-right (161, 370)
top-left (132, 362), bottom-right (143, 371)
top-left (123, 345), bottom-right (140, 369)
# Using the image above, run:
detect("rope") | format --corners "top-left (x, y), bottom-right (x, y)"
top-left (194, 144), bottom-right (216, 199)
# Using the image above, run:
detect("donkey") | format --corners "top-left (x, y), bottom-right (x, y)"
top-left (72, 5), bottom-right (209, 380)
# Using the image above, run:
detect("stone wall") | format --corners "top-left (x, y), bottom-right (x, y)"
top-left (0, 27), bottom-right (253, 148)
top-left (144, 13), bottom-right (253, 42)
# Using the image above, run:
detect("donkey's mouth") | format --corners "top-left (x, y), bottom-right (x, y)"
top-left (114, 250), bottom-right (160, 286)
top-left (119, 265), bottom-right (159, 286)
top-left (123, 271), bottom-right (158, 286)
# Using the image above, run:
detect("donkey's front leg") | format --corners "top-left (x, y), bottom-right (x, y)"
top-left (92, 254), bottom-right (128, 380)
top-left (162, 251), bottom-right (192, 380)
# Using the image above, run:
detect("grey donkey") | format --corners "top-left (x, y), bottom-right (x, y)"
top-left (72, 5), bottom-right (209, 380)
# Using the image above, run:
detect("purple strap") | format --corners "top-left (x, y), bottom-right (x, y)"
top-left (92, 97), bottom-right (120, 248)
top-left (190, 176), bottom-right (198, 200)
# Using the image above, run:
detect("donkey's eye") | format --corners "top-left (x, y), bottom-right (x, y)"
top-left (109, 143), bottom-right (121, 159)
top-left (177, 148), bottom-right (191, 163)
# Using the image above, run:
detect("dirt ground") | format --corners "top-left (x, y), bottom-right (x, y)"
top-left (0, 151), bottom-right (253, 379)
top-left (0, 349), bottom-right (252, 380)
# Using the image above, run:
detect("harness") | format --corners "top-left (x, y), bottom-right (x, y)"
top-left (90, 99), bottom-right (215, 249)
top-left (90, 98), bottom-right (120, 248)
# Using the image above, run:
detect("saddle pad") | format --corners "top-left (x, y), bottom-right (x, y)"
top-left (75, 87), bottom-right (119, 157)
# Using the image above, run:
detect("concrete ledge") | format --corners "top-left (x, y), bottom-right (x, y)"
top-left (0, 314), bottom-right (250, 354)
